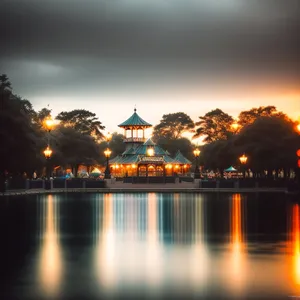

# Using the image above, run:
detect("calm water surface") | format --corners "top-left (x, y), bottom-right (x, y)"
top-left (0, 192), bottom-right (299, 299)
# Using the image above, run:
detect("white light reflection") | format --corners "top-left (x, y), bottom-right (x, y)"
top-left (38, 195), bottom-right (63, 297)
top-left (146, 193), bottom-right (162, 287)
top-left (189, 195), bottom-right (209, 290)
top-left (95, 193), bottom-right (116, 290)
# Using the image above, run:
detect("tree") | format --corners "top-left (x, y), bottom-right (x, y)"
top-left (56, 109), bottom-right (105, 140)
top-left (0, 74), bottom-right (12, 93)
top-left (0, 80), bottom-right (42, 176)
top-left (152, 112), bottom-right (194, 141)
top-left (238, 106), bottom-right (288, 127)
top-left (233, 116), bottom-right (299, 178)
top-left (194, 109), bottom-right (234, 143)
top-left (53, 127), bottom-right (101, 176)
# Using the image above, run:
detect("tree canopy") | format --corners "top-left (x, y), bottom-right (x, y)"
top-left (238, 106), bottom-right (288, 127)
top-left (56, 109), bottom-right (105, 140)
top-left (194, 109), bottom-right (234, 143)
top-left (152, 112), bottom-right (194, 141)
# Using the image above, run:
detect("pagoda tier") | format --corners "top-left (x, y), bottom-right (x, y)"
top-left (118, 108), bottom-right (152, 149)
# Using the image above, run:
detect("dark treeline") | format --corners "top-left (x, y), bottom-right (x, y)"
top-left (0, 75), bottom-right (125, 182)
top-left (1, 74), bottom-right (300, 184)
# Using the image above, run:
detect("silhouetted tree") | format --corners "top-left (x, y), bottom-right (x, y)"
top-left (238, 106), bottom-right (288, 127)
top-left (153, 112), bottom-right (194, 141)
top-left (194, 109), bottom-right (234, 143)
top-left (56, 109), bottom-right (105, 140)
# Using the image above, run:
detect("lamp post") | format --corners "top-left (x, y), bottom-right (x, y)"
top-left (42, 114), bottom-right (55, 180)
top-left (104, 148), bottom-right (112, 179)
top-left (43, 145), bottom-right (53, 180)
top-left (193, 148), bottom-right (201, 179)
top-left (239, 154), bottom-right (248, 178)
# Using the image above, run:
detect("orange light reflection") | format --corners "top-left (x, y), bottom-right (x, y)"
top-left (290, 203), bottom-right (300, 286)
top-left (38, 195), bottom-right (62, 296)
top-left (227, 194), bottom-right (246, 292)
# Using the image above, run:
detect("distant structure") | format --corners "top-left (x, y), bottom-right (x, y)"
top-left (109, 109), bottom-right (191, 177)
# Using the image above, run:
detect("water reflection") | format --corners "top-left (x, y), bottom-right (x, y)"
top-left (95, 193), bottom-right (115, 289)
top-left (37, 195), bottom-right (63, 297)
top-left (94, 193), bottom-right (208, 296)
top-left (289, 203), bottom-right (300, 288)
top-left (2, 192), bottom-right (298, 299)
top-left (226, 194), bottom-right (247, 294)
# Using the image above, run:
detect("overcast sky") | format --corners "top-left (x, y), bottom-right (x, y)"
top-left (1, 0), bottom-right (299, 136)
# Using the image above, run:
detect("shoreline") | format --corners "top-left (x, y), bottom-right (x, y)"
top-left (0, 187), bottom-right (287, 196)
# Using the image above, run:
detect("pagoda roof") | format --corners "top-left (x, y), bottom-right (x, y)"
top-left (174, 150), bottom-right (192, 165)
top-left (143, 138), bottom-right (156, 146)
top-left (118, 108), bottom-right (152, 128)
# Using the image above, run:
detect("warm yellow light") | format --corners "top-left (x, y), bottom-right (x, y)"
top-left (193, 148), bottom-right (200, 157)
top-left (104, 148), bottom-right (112, 158)
top-left (147, 148), bottom-right (154, 156)
top-left (231, 122), bottom-right (240, 131)
top-left (239, 154), bottom-right (248, 164)
top-left (44, 116), bottom-right (55, 131)
top-left (43, 146), bottom-right (52, 158)
top-left (175, 165), bottom-right (179, 169)
top-left (115, 164), bottom-right (119, 169)
top-left (106, 132), bottom-right (112, 142)
top-left (184, 164), bottom-right (187, 168)
top-left (131, 164), bottom-right (137, 169)
top-left (296, 124), bottom-right (300, 133)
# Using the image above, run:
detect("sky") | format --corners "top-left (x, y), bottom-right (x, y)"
top-left (1, 0), bottom-right (299, 137)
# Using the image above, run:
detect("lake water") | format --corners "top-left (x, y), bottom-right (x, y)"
top-left (0, 192), bottom-right (299, 299)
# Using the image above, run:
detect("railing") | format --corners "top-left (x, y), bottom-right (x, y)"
top-left (124, 137), bottom-right (145, 143)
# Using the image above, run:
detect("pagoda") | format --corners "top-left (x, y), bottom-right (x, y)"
top-left (109, 109), bottom-right (192, 179)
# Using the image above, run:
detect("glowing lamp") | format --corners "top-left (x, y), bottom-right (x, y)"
top-left (297, 149), bottom-right (300, 157)
top-left (44, 116), bottom-right (54, 132)
top-left (147, 148), bottom-right (154, 156)
top-left (131, 164), bottom-right (137, 169)
top-left (239, 154), bottom-right (248, 164)
top-left (297, 124), bottom-right (300, 133)
top-left (193, 148), bottom-right (200, 157)
top-left (175, 165), bottom-right (179, 169)
top-left (104, 148), bottom-right (111, 158)
top-left (43, 146), bottom-right (52, 159)
top-left (231, 122), bottom-right (239, 131)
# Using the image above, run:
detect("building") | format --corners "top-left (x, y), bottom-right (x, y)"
top-left (109, 109), bottom-right (191, 178)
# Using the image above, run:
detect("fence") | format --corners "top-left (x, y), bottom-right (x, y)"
top-left (6, 178), bottom-right (106, 190)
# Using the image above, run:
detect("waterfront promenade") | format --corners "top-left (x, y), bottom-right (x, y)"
top-left (1, 180), bottom-right (287, 196)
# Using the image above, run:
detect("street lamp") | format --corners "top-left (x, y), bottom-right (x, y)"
top-left (231, 121), bottom-right (240, 134)
top-left (193, 148), bottom-right (201, 179)
top-left (239, 154), bottom-right (248, 178)
top-left (104, 148), bottom-right (112, 179)
top-left (43, 145), bottom-right (52, 180)
top-left (44, 116), bottom-right (55, 132)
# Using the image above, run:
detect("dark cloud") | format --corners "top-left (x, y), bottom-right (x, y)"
top-left (0, 0), bottom-right (299, 97)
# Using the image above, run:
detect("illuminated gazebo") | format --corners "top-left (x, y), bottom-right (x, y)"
top-left (109, 109), bottom-right (191, 178)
